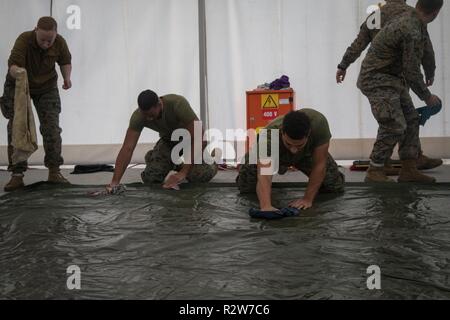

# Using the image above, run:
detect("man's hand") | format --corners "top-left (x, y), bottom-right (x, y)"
top-left (425, 94), bottom-right (441, 107)
top-left (106, 183), bottom-right (126, 195)
top-left (336, 68), bottom-right (346, 84)
top-left (426, 78), bottom-right (434, 87)
top-left (105, 183), bottom-right (116, 194)
top-left (163, 172), bottom-right (186, 190)
top-left (10, 66), bottom-right (26, 78)
top-left (63, 79), bottom-right (72, 90)
top-left (289, 198), bottom-right (313, 210)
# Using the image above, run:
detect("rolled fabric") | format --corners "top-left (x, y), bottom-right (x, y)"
top-left (12, 68), bottom-right (38, 164)
top-left (249, 208), bottom-right (284, 220)
top-left (417, 103), bottom-right (442, 126)
top-left (269, 75), bottom-right (290, 90)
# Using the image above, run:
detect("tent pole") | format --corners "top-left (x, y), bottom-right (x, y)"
top-left (198, 0), bottom-right (209, 130)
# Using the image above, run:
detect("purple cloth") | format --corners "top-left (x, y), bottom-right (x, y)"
top-left (269, 75), bottom-right (290, 90)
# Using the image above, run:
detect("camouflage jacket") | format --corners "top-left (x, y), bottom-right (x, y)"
top-left (358, 10), bottom-right (432, 101)
top-left (338, 0), bottom-right (435, 80)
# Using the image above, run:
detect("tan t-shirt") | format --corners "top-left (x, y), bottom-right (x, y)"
top-left (7, 31), bottom-right (72, 95)
top-left (129, 94), bottom-right (198, 141)
top-left (257, 108), bottom-right (332, 165)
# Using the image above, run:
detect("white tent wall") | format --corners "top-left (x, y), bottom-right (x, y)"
top-left (205, 0), bottom-right (450, 159)
top-left (0, 0), bottom-right (51, 158)
top-left (0, 0), bottom-right (199, 165)
top-left (0, 0), bottom-right (449, 166)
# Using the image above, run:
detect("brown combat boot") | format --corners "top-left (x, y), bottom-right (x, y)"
top-left (398, 160), bottom-right (436, 183)
top-left (365, 165), bottom-right (395, 183)
top-left (417, 152), bottom-right (443, 171)
top-left (48, 168), bottom-right (71, 184)
top-left (4, 173), bottom-right (25, 192)
top-left (384, 159), bottom-right (400, 176)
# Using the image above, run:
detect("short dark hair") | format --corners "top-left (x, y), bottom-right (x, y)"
top-left (416, 0), bottom-right (443, 15)
top-left (282, 111), bottom-right (311, 140)
top-left (37, 16), bottom-right (58, 31)
top-left (138, 90), bottom-right (159, 111)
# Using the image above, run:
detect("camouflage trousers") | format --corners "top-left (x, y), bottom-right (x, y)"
top-left (0, 81), bottom-right (63, 173)
top-left (360, 81), bottom-right (420, 164)
top-left (237, 153), bottom-right (345, 194)
top-left (141, 138), bottom-right (218, 184)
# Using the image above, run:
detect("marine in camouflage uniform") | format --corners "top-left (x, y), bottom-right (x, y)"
top-left (238, 109), bottom-right (345, 210)
top-left (337, 0), bottom-right (441, 171)
top-left (108, 92), bottom-right (217, 192)
top-left (0, 17), bottom-right (72, 191)
top-left (338, 0), bottom-right (435, 81)
top-left (238, 153), bottom-right (344, 195)
top-left (357, 8), bottom-right (441, 183)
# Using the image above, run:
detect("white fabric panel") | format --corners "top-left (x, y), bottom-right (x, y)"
top-left (1, 0), bottom-right (449, 165)
top-left (422, 7), bottom-right (449, 137)
top-left (0, 0), bottom-right (51, 146)
top-left (1, 0), bottom-right (199, 163)
top-left (52, 0), bottom-right (199, 145)
top-left (206, 0), bottom-right (450, 140)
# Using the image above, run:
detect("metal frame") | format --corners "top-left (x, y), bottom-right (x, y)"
top-left (198, 0), bottom-right (209, 130)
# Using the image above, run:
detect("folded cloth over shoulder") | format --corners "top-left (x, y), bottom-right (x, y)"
top-left (417, 103), bottom-right (442, 126)
top-left (249, 207), bottom-right (301, 220)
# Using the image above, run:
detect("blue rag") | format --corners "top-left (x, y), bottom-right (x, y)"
top-left (417, 103), bottom-right (442, 126)
top-left (249, 207), bottom-right (301, 220)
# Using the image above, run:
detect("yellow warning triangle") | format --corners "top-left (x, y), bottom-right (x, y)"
top-left (262, 95), bottom-right (278, 109)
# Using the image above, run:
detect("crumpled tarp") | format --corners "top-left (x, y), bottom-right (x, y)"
top-left (0, 182), bottom-right (449, 299)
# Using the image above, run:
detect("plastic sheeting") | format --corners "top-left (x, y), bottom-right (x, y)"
top-left (0, 183), bottom-right (449, 299)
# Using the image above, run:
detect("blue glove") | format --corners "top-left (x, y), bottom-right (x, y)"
top-left (417, 103), bottom-right (442, 126)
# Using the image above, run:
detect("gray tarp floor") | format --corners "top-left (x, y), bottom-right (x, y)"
top-left (0, 164), bottom-right (449, 299)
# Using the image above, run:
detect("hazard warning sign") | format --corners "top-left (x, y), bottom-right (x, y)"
top-left (261, 94), bottom-right (279, 109)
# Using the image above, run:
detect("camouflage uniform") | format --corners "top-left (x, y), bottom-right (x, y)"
top-left (338, 0), bottom-right (436, 81)
top-left (129, 94), bottom-right (218, 185)
top-left (1, 31), bottom-right (71, 174)
top-left (141, 138), bottom-right (218, 184)
top-left (339, 0), bottom-right (436, 158)
top-left (357, 11), bottom-right (431, 164)
top-left (1, 80), bottom-right (63, 174)
top-left (237, 109), bottom-right (345, 194)
top-left (238, 154), bottom-right (345, 194)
